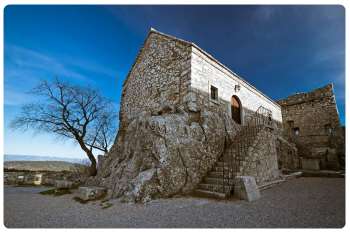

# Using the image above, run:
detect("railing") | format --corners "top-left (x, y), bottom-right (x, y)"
top-left (220, 106), bottom-right (273, 195)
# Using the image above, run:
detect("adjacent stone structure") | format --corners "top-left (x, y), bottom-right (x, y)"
top-left (277, 84), bottom-right (345, 170)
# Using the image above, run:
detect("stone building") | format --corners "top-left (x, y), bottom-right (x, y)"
top-left (91, 29), bottom-right (343, 202)
top-left (277, 84), bottom-right (345, 170)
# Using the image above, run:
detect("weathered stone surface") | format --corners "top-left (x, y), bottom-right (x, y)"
top-left (301, 158), bottom-right (320, 170)
top-left (234, 176), bottom-right (261, 202)
top-left (77, 186), bottom-right (107, 201)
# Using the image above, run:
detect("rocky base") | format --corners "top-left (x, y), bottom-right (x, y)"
top-left (88, 108), bottom-right (239, 202)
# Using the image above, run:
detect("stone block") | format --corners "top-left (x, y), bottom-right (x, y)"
top-left (301, 158), bottom-right (320, 170)
top-left (54, 180), bottom-right (74, 189)
top-left (234, 176), bottom-right (261, 202)
top-left (34, 174), bottom-right (43, 186)
top-left (77, 186), bottom-right (107, 201)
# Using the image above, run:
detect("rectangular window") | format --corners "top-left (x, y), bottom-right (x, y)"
top-left (210, 85), bottom-right (218, 101)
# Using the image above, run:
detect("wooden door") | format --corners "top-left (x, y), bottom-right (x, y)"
top-left (231, 96), bottom-right (241, 124)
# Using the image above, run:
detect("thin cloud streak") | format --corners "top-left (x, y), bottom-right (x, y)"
top-left (6, 44), bottom-right (120, 81)
top-left (6, 45), bottom-right (88, 81)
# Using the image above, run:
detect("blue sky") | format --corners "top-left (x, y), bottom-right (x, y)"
top-left (4, 5), bottom-right (345, 158)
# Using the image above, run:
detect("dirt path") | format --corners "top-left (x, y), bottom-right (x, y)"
top-left (4, 177), bottom-right (345, 228)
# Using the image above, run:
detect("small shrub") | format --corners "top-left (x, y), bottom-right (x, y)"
top-left (40, 188), bottom-right (71, 196)
top-left (101, 202), bottom-right (113, 209)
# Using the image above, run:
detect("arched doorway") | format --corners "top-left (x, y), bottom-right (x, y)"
top-left (231, 95), bottom-right (241, 124)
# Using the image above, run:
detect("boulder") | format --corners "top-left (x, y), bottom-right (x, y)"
top-left (234, 176), bottom-right (261, 202)
top-left (88, 109), bottom-right (240, 202)
top-left (77, 186), bottom-right (107, 201)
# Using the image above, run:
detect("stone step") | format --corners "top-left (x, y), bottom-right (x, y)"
top-left (193, 189), bottom-right (227, 199)
top-left (198, 183), bottom-right (232, 193)
top-left (204, 177), bottom-right (235, 185)
top-left (212, 166), bottom-right (241, 173)
top-left (207, 171), bottom-right (235, 178)
top-left (213, 166), bottom-right (230, 172)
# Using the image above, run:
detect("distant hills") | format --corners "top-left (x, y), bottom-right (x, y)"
top-left (4, 160), bottom-right (88, 172)
top-left (4, 154), bottom-right (86, 164)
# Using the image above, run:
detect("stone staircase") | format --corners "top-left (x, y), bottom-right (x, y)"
top-left (194, 106), bottom-right (273, 199)
top-left (194, 160), bottom-right (233, 198)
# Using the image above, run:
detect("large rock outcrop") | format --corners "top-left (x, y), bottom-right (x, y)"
top-left (90, 107), bottom-right (239, 202)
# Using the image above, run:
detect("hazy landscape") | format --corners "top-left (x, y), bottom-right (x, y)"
top-left (4, 154), bottom-right (85, 164)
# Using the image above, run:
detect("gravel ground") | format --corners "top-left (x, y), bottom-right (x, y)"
top-left (4, 177), bottom-right (345, 228)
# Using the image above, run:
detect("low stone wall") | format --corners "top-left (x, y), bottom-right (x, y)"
top-left (4, 170), bottom-right (87, 186)
top-left (239, 127), bottom-right (281, 186)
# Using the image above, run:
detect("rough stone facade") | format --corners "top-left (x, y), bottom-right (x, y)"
top-left (119, 31), bottom-right (192, 129)
top-left (277, 84), bottom-right (344, 170)
top-left (91, 29), bottom-right (292, 202)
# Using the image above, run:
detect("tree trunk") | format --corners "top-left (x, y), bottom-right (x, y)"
top-left (84, 150), bottom-right (97, 176)
top-left (88, 160), bottom-right (97, 176)
top-left (76, 136), bottom-right (98, 177)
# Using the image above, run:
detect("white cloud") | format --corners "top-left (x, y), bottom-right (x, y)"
top-left (64, 58), bottom-right (119, 79)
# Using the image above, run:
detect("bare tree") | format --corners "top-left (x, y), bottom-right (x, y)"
top-left (11, 79), bottom-right (117, 176)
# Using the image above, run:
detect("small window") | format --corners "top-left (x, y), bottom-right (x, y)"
top-left (293, 127), bottom-right (300, 136)
top-left (210, 85), bottom-right (218, 101)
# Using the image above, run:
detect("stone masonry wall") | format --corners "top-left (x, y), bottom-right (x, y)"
top-left (119, 31), bottom-right (192, 129)
top-left (190, 46), bottom-right (282, 126)
top-left (277, 84), bottom-right (343, 170)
